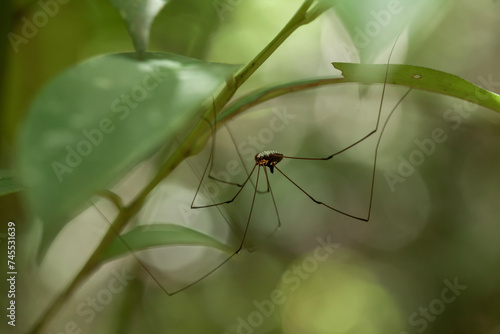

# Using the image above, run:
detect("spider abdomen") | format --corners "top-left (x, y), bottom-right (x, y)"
top-left (255, 150), bottom-right (283, 173)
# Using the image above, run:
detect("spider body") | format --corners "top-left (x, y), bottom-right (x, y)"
top-left (255, 150), bottom-right (284, 173)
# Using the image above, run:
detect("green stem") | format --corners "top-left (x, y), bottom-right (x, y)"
top-left (28, 1), bottom-right (323, 333)
top-left (98, 190), bottom-right (124, 210)
top-left (29, 209), bottom-right (130, 334)
top-left (219, 77), bottom-right (344, 123)
top-left (233, 0), bottom-right (314, 87)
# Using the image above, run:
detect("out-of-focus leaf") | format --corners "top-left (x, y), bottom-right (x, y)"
top-left (17, 52), bottom-right (239, 260)
top-left (108, 0), bottom-right (169, 57)
top-left (0, 170), bottom-right (24, 196)
top-left (99, 223), bottom-right (233, 263)
top-left (318, 0), bottom-right (450, 62)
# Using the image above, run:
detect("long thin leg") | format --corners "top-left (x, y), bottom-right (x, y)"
top-left (365, 87), bottom-right (412, 220)
top-left (277, 33), bottom-right (411, 221)
top-left (225, 124), bottom-right (267, 193)
top-left (155, 109), bottom-right (244, 295)
top-left (205, 101), bottom-right (243, 187)
top-left (208, 123), bottom-right (268, 194)
top-left (203, 98), bottom-right (247, 188)
top-left (191, 99), bottom-right (257, 208)
top-left (245, 166), bottom-right (282, 252)
top-left (95, 103), bottom-right (241, 297)
top-left (91, 157), bottom-right (252, 297)
top-left (89, 198), bottom-right (176, 295)
top-left (207, 122), bottom-right (245, 187)
top-left (191, 163), bottom-right (258, 209)
top-left (275, 86), bottom-right (411, 221)
top-left (91, 193), bottom-right (244, 297)
top-left (182, 160), bottom-right (305, 294)
top-left (235, 166), bottom-right (262, 253)
top-left (208, 174), bottom-right (245, 187)
top-left (263, 166), bottom-right (281, 229)
top-left (274, 166), bottom-right (368, 221)
top-left (283, 32), bottom-right (402, 162)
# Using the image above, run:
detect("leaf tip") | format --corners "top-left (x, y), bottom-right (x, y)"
top-left (331, 62), bottom-right (346, 77)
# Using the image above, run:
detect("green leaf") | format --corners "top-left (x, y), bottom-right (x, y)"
top-left (17, 52), bottom-right (239, 259)
top-left (334, 63), bottom-right (500, 113)
top-left (108, 0), bottom-right (168, 57)
top-left (0, 170), bottom-right (24, 196)
top-left (318, 0), bottom-right (449, 62)
top-left (219, 63), bottom-right (500, 125)
top-left (99, 223), bottom-right (233, 263)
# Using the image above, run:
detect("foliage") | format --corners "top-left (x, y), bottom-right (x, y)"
top-left (1, 1), bottom-right (499, 334)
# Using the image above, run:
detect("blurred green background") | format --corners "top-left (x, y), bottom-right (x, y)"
top-left (1, 0), bottom-right (500, 333)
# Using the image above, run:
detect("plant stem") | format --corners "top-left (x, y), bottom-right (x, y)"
top-left (233, 0), bottom-right (314, 88)
top-left (28, 1), bottom-right (322, 332)
top-left (219, 77), bottom-right (344, 123)
top-left (29, 209), bottom-right (131, 333)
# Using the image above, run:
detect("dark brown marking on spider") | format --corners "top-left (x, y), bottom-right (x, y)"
top-left (255, 150), bottom-right (284, 174)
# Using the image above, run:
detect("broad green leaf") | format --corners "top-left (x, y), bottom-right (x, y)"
top-left (219, 63), bottom-right (500, 124)
top-left (108, 0), bottom-right (168, 57)
top-left (17, 52), bottom-right (239, 259)
top-left (318, 0), bottom-right (450, 63)
top-left (99, 223), bottom-right (233, 263)
top-left (0, 170), bottom-right (24, 196)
